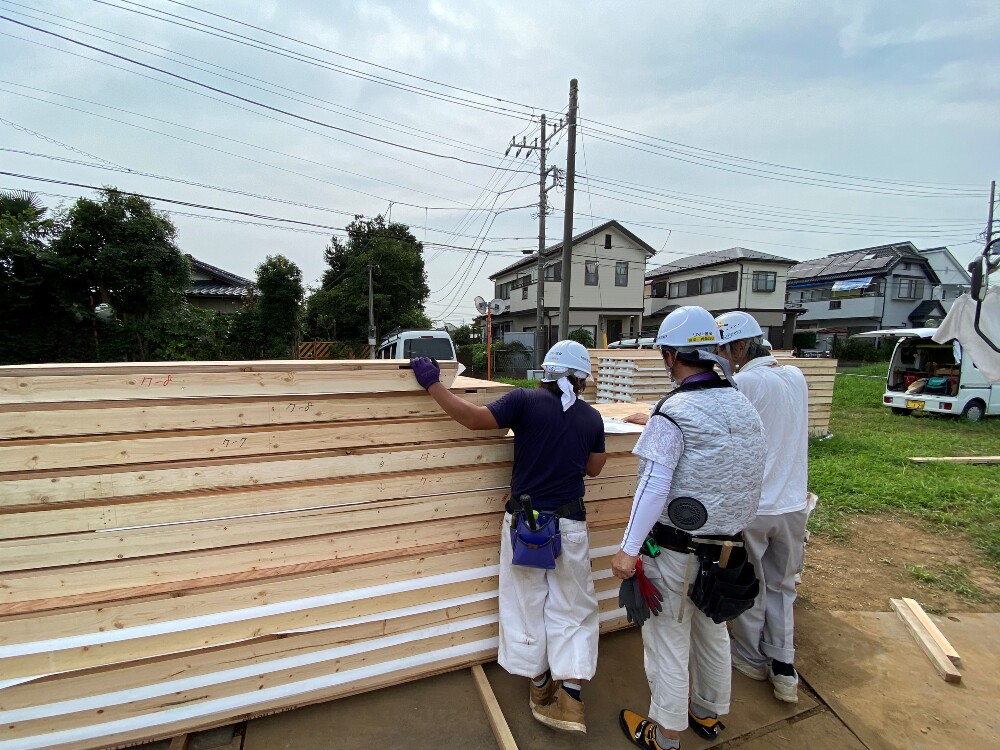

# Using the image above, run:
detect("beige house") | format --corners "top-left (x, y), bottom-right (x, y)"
top-left (645, 247), bottom-right (800, 348)
top-left (487, 220), bottom-right (655, 348)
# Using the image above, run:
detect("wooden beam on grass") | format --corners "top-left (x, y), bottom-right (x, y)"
top-left (889, 598), bottom-right (962, 684)
top-left (471, 664), bottom-right (519, 750)
top-left (909, 456), bottom-right (1000, 464)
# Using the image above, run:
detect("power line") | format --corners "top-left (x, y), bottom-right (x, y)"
top-left (0, 15), bottom-right (537, 175)
top-left (580, 118), bottom-right (984, 191)
top-left (91, 0), bottom-right (550, 121)
top-left (0, 82), bottom-right (515, 208)
top-left (0, 2), bottom-right (510, 161)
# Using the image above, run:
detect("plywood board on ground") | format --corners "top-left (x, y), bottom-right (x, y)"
top-left (796, 609), bottom-right (1000, 750)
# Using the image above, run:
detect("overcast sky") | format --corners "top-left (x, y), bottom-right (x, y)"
top-left (2, 0), bottom-right (997, 324)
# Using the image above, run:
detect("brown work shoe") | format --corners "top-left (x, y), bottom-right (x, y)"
top-left (531, 686), bottom-right (586, 734)
top-left (529, 677), bottom-right (560, 709)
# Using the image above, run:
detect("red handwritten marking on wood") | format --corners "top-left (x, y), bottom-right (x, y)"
top-left (139, 374), bottom-right (174, 387)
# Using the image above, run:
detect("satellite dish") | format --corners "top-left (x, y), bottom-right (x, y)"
top-left (488, 299), bottom-right (505, 316)
top-left (474, 296), bottom-right (488, 315)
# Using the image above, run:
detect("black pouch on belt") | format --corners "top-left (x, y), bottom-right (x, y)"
top-left (688, 544), bottom-right (759, 624)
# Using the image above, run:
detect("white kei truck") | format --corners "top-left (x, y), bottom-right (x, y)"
top-left (857, 327), bottom-right (999, 422)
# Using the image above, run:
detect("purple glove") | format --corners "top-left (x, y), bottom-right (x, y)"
top-left (411, 357), bottom-right (440, 390)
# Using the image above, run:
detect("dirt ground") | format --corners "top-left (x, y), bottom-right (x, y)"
top-left (798, 515), bottom-right (1000, 613)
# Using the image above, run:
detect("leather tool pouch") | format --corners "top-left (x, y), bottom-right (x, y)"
top-left (510, 513), bottom-right (561, 570)
top-left (688, 545), bottom-right (759, 624)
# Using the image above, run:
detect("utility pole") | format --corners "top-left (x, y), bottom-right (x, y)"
top-left (367, 261), bottom-right (376, 359)
top-left (986, 179), bottom-right (996, 249)
top-left (558, 78), bottom-right (578, 341)
top-left (507, 113), bottom-right (566, 368)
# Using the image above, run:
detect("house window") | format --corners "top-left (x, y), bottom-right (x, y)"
top-left (543, 262), bottom-right (561, 281)
top-left (522, 285), bottom-right (528, 299)
top-left (650, 281), bottom-right (667, 298)
top-left (896, 278), bottom-right (925, 299)
top-left (585, 260), bottom-right (599, 285)
top-left (604, 233), bottom-right (612, 249)
top-left (668, 281), bottom-right (684, 299)
top-left (752, 271), bottom-right (776, 293)
top-left (495, 281), bottom-right (513, 300)
top-left (829, 300), bottom-right (842, 310)
top-left (722, 272), bottom-right (738, 291)
top-left (615, 262), bottom-right (629, 286)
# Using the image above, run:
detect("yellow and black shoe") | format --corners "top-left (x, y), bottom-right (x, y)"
top-left (619, 709), bottom-right (671, 750)
top-left (687, 708), bottom-right (725, 740)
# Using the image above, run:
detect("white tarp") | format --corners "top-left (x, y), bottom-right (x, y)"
top-left (933, 285), bottom-right (1000, 384)
top-left (831, 277), bottom-right (872, 292)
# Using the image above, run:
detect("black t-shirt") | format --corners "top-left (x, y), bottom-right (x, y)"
top-left (486, 387), bottom-right (606, 520)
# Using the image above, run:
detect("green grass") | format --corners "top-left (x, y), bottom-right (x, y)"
top-left (809, 364), bottom-right (1000, 568)
top-left (495, 377), bottom-right (539, 389)
top-left (905, 563), bottom-right (989, 602)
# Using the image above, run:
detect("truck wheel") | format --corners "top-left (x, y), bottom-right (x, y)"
top-left (961, 400), bottom-right (986, 423)
top-left (891, 407), bottom-right (912, 416)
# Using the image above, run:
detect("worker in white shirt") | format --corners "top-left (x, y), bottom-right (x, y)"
top-left (612, 306), bottom-right (766, 750)
top-left (716, 311), bottom-right (810, 703)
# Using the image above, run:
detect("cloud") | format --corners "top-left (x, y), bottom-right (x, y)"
top-left (839, 2), bottom-right (1000, 56)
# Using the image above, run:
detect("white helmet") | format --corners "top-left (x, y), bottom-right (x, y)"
top-left (541, 339), bottom-right (592, 377)
top-left (655, 306), bottom-right (721, 348)
top-left (715, 311), bottom-right (764, 344)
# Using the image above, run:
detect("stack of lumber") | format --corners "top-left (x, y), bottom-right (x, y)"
top-left (779, 356), bottom-right (837, 437)
top-left (0, 360), bottom-right (641, 750)
top-left (585, 351), bottom-right (836, 436)
top-left (595, 352), bottom-right (672, 404)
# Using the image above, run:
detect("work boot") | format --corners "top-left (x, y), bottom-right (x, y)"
top-left (687, 708), bottom-right (725, 740)
top-left (529, 677), bottom-right (560, 709)
top-left (768, 665), bottom-right (799, 703)
top-left (731, 653), bottom-right (768, 681)
top-left (619, 709), bottom-right (672, 749)
top-left (531, 686), bottom-right (586, 734)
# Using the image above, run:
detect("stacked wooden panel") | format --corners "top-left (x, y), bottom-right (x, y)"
top-left (0, 360), bottom-right (640, 750)
top-left (779, 357), bottom-right (837, 437)
top-left (588, 351), bottom-right (836, 436)
top-left (596, 353), bottom-right (673, 404)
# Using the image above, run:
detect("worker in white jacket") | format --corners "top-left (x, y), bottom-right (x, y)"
top-left (716, 311), bottom-right (809, 704)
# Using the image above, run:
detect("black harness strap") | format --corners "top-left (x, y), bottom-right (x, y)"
top-left (506, 496), bottom-right (585, 519)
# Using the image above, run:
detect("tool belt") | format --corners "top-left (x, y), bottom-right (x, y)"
top-left (651, 523), bottom-right (759, 624)
top-left (506, 496), bottom-right (585, 570)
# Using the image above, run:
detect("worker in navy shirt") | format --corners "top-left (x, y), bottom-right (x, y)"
top-left (411, 340), bottom-right (606, 735)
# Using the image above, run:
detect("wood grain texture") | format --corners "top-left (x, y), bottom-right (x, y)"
top-left (889, 598), bottom-right (962, 684)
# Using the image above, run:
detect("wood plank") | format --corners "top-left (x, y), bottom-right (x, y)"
top-left (168, 735), bottom-right (190, 750)
top-left (0, 453), bottom-right (639, 539)
top-left (0, 361), bottom-right (459, 404)
top-left (0, 417), bottom-right (508, 472)
top-left (471, 664), bottom-right (519, 750)
top-left (0, 433), bottom-right (640, 508)
top-left (908, 456), bottom-right (1000, 464)
top-left (901, 598), bottom-right (961, 665)
top-left (889, 598), bottom-right (962, 684)
top-left (0, 387), bottom-right (506, 441)
top-left (0, 491), bottom-right (634, 574)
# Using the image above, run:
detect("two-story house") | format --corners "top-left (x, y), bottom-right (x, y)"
top-left (916, 246), bottom-right (971, 312)
top-left (644, 247), bottom-right (800, 348)
top-left (486, 220), bottom-right (655, 348)
top-left (786, 242), bottom-right (944, 347)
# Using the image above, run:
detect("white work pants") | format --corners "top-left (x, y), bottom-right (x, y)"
top-left (730, 509), bottom-right (809, 666)
top-left (642, 549), bottom-right (731, 732)
top-left (497, 513), bottom-right (600, 681)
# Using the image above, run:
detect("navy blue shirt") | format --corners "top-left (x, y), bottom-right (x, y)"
top-left (487, 387), bottom-right (606, 520)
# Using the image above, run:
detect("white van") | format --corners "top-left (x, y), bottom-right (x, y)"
top-left (375, 329), bottom-right (456, 361)
top-left (858, 327), bottom-right (999, 422)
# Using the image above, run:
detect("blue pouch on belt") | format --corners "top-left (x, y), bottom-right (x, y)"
top-left (509, 512), bottom-right (562, 569)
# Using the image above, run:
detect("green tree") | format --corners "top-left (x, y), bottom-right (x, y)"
top-left (224, 255), bottom-right (304, 359)
top-left (450, 324), bottom-right (476, 347)
top-left (568, 328), bottom-right (596, 348)
top-left (0, 191), bottom-right (89, 364)
top-left (50, 188), bottom-right (191, 359)
top-left (308, 215), bottom-right (430, 342)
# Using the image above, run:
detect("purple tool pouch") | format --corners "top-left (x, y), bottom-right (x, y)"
top-left (509, 513), bottom-right (562, 569)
